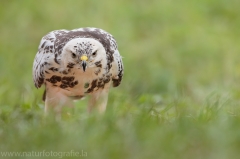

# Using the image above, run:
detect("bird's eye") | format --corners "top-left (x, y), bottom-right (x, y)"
top-left (92, 51), bottom-right (97, 56)
top-left (72, 52), bottom-right (76, 58)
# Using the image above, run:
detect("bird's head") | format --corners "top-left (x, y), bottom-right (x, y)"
top-left (61, 38), bottom-right (106, 72)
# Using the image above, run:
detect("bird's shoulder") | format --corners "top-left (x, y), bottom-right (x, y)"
top-left (33, 31), bottom-right (57, 88)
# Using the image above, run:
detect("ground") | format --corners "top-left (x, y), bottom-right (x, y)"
top-left (1, 0), bottom-right (240, 159)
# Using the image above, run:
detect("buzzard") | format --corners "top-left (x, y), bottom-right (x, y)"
top-left (33, 28), bottom-right (123, 113)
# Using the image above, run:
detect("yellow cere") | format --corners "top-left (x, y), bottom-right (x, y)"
top-left (80, 55), bottom-right (88, 61)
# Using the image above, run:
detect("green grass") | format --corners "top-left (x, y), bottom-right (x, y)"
top-left (1, 0), bottom-right (240, 158)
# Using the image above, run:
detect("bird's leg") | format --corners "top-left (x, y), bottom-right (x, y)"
top-left (88, 89), bottom-right (109, 113)
top-left (45, 87), bottom-right (74, 116)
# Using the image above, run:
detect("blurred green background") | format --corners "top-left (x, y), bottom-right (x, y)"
top-left (1, 0), bottom-right (240, 158)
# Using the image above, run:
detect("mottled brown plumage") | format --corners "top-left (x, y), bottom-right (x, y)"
top-left (33, 27), bottom-right (123, 113)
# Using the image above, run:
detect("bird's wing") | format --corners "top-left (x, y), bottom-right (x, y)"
top-left (94, 28), bottom-right (124, 87)
top-left (33, 31), bottom-right (57, 88)
top-left (111, 49), bottom-right (124, 87)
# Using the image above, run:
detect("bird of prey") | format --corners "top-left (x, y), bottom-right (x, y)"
top-left (33, 27), bottom-right (123, 113)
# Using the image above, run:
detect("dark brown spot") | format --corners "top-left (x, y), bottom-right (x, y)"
top-left (46, 75), bottom-right (61, 84)
top-left (94, 69), bottom-right (101, 75)
top-left (60, 84), bottom-right (68, 89)
top-left (57, 76), bottom-right (78, 89)
top-left (67, 62), bottom-right (75, 68)
top-left (41, 41), bottom-right (46, 49)
top-left (97, 80), bottom-right (104, 89)
top-left (62, 70), bottom-right (68, 74)
top-left (69, 82), bottom-right (74, 88)
top-left (112, 70), bottom-right (123, 87)
top-left (49, 67), bottom-right (58, 72)
top-left (54, 54), bottom-right (60, 64)
top-left (45, 46), bottom-right (49, 50)
top-left (36, 77), bottom-right (44, 88)
top-left (74, 81), bottom-right (78, 85)
top-left (85, 79), bottom-right (97, 93)
top-left (95, 61), bottom-right (102, 68)
top-left (103, 77), bottom-right (110, 84)
top-left (62, 76), bottom-right (74, 82)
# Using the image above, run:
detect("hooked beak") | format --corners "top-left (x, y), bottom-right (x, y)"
top-left (82, 61), bottom-right (87, 72)
top-left (80, 55), bottom-right (88, 72)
